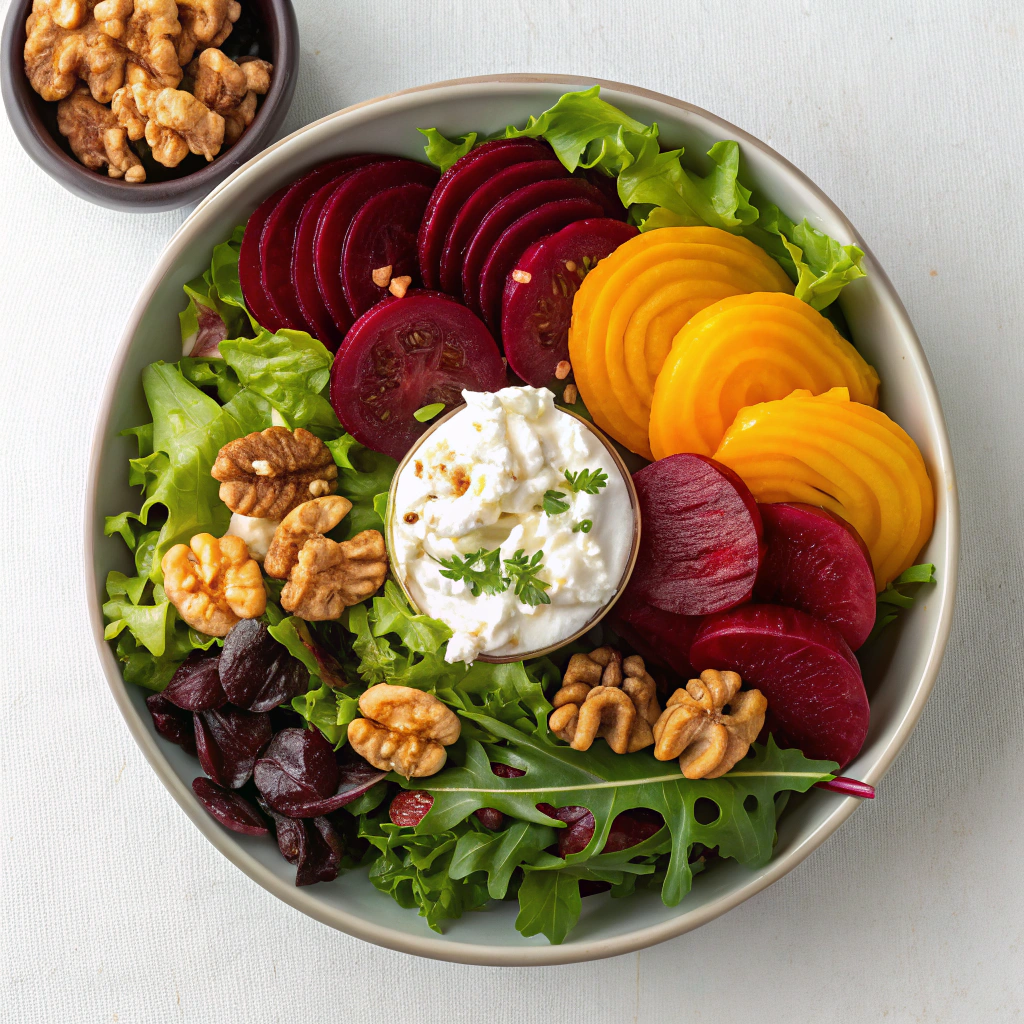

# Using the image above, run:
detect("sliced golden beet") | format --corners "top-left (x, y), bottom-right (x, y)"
top-left (713, 388), bottom-right (934, 589)
top-left (649, 292), bottom-right (880, 458)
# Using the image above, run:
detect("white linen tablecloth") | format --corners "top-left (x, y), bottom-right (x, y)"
top-left (2, 0), bottom-right (1021, 1019)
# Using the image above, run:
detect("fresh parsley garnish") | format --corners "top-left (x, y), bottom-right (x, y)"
top-left (542, 489), bottom-right (570, 516)
top-left (413, 402), bottom-right (446, 423)
top-left (503, 549), bottom-right (551, 607)
top-left (564, 467), bottom-right (608, 494)
top-left (434, 548), bottom-right (505, 596)
top-left (573, 519), bottom-right (592, 533)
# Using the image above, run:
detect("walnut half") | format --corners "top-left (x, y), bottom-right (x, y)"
top-left (57, 84), bottom-right (145, 180)
top-left (347, 684), bottom-right (461, 778)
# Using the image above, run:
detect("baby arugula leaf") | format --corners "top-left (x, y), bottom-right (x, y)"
top-left (435, 548), bottom-right (506, 597)
top-left (564, 467), bottom-right (608, 494)
top-left (515, 870), bottom-right (583, 945)
top-left (503, 550), bottom-right (551, 606)
top-left (449, 820), bottom-right (560, 899)
top-left (542, 489), bottom-right (570, 516)
top-left (867, 563), bottom-right (938, 642)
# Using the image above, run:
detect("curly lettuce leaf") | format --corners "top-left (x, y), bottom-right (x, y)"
top-left (179, 226), bottom-right (254, 353)
top-left (417, 128), bottom-right (477, 173)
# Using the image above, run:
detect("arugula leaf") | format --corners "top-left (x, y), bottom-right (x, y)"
top-left (503, 549), bottom-right (551, 606)
top-left (413, 402), bottom-right (446, 423)
top-left (326, 434), bottom-right (398, 539)
top-left (219, 330), bottom-right (342, 439)
top-left (542, 490), bottom-right (570, 516)
top-left (449, 820), bottom-right (558, 899)
top-left (514, 868), bottom-right (582, 944)
top-left (868, 563), bottom-right (938, 641)
top-left (417, 128), bottom-right (478, 172)
top-left (564, 467), bottom-right (608, 494)
top-left (435, 548), bottom-right (506, 596)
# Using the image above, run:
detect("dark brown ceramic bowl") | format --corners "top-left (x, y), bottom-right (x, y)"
top-left (1, 0), bottom-right (298, 211)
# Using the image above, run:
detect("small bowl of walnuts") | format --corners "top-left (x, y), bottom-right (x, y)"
top-left (1, 0), bottom-right (298, 211)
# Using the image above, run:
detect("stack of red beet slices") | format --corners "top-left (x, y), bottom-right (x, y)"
top-left (237, 140), bottom-right (634, 459)
top-left (146, 620), bottom-right (385, 886)
top-left (611, 453), bottom-right (878, 768)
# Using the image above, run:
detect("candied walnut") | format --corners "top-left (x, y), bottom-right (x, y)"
top-left (211, 427), bottom-right (338, 520)
top-left (347, 684), bottom-right (460, 778)
top-left (40, 0), bottom-right (90, 30)
top-left (280, 532), bottom-right (387, 621)
top-left (263, 495), bottom-right (352, 580)
top-left (189, 49), bottom-right (272, 146)
top-left (652, 670), bottom-right (768, 779)
top-left (175, 0), bottom-right (240, 64)
top-left (57, 85), bottom-right (144, 180)
top-left (161, 532), bottom-right (266, 637)
top-left (91, 0), bottom-right (132, 36)
top-left (119, 0), bottom-right (183, 89)
top-left (548, 647), bottom-right (661, 754)
top-left (129, 82), bottom-right (224, 164)
top-left (25, 5), bottom-right (129, 102)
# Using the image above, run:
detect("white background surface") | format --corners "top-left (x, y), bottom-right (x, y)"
top-left (1, 0), bottom-right (1021, 1020)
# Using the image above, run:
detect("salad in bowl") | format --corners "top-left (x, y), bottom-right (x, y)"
top-left (96, 82), bottom-right (949, 953)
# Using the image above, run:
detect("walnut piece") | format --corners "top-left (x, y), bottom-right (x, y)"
top-left (57, 84), bottom-right (145, 180)
top-left (161, 532), bottom-right (266, 637)
top-left (190, 49), bottom-right (271, 145)
top-left (129, 81), bottom-right (223, 164)
top-left (652, 670), bottom-right (768, 779)
top-left (211, 427), bottom-right (339, 519)
top-left (548, 647), bottom-right (661, 754)
top-left (347, 684), bottom-right (461, 778)
top-left (25, 3), bottom-right (129, 102)
top-left (95, 0), bottom-right (182, 90)
top-left (280, 531), bottom-right (388, 620)
top-left (264, 495), bottom-right (352, 580)
top-left (175, 0), bottom-right (240, 64)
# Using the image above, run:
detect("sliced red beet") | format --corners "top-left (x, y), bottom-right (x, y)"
top-left (502, 218), bottom-right (638, 384)
top-left (194, 706), bottom-right (272, 789)
top-left (584, 169), bottom-right (628, 219)
top-left (260, 156), bottom-right (380, 334)
top-left (624, 454), bottom-right (764, 617)
top-left (478, 197), bottom-right (605, 332)
top-left (389, 789), bottom-right (434, 827)
top-left (163, 651), bottom-right (226, 712)
top-left (689, 604), bottom-right (870, 767)
top-left (313, 160), bottom-right (439, 327)
top-left (329, 292), bottom-right (506, 459)
top-left (146, 693), bottom-right (196, 755)
top-left (438, 159), bottom-right (570, 297)
top-left (461, 178), bottom-right (608, 319)
top-left (218, 619), bottom-right (308, 713)
top-left (341, 182), bottom-right (432, 317)
top-left (239, 185), bottom-right (289, 330)
top-left (754, 503), bottom-right (877, 651)
top-left (611, 598), bottom-right (701, 678)
top-left (191, 777), bottom-right (269, 836)
top-left (416, 138), bottom-right (552, 289)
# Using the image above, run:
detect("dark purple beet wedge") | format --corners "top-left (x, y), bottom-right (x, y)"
top-left (194, 706), bottom-right (272, 789)
top-left (437, 159), bottom-right (569, 297)
top-left (477, 197), bottom-right (605, 332)
top-left (502, 218), bottom-right (638, 385)
top-left (192, 778), bottom-right (270, 836)
top-left (146, 693), bottom-right (197, 756)
top-left (460, 177), bottom-right (608, 318)
top-left (260, 156), bottom-right (379, 335)
top-left (313, 160), bottom-right (439, 328)
top-left (162, 651), bottom-right (226, 712)
top-left (341, 182), bottom-right (432, 317)
top-left (329, 291), bottom-right (506, 459)
top-left (219, 619), bottom-right (308, 713)
top-left (239, 185), bottom-right (289, 330)
top-left (416, 138), bottom-right (552, 289)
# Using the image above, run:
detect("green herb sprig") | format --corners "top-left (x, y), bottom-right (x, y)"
top-left (564, 467), bottom-right (608, 494)
top-left (433, 548), bottom-right (551, 606)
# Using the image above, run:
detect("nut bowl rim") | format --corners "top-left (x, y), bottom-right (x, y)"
top-left (84, 73), bottom-right (959, 966)
top-left (383, 400), bottom-right (642, 663)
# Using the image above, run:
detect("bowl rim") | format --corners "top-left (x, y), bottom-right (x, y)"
top-left (84, 72), bottom-right (960, 966)
top-left (0, 0), bottom-right (298, 211)
top-left (383, 399), bottom-right (642, 663)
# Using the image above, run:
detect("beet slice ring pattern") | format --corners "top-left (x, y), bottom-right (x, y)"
top-left (460, 177), bottom-right (608, 318)
top-left (501, 218), bottom-right (638, 383)
top-left (416, 138), bottom-right (552, 290)
top-left (313, 160), bottom-right (440, 327)
top-left (341, 182), bottom-right (433, 318)
top-left (239, 184), bottom-right (290, 331)
top-left (438, 159), bottom-right (570, 297)
top-left (477, 197), bottom-right (606, 332)
top-left (329, 292), bottom-right (506, 459)
top-left (259, 156), bottom-right (379, 335)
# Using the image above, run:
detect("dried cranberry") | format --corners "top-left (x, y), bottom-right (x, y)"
top-left (146, 693), bottom-right (196, 755)
top-left (295, 816), bottom-right (343, 887)
top-left (474, 807), bottom-right (505, 830)
top-left (163, 652), bottom-right (226, 711)
top-left (602, 809), bottom-right (664, 853)
top-left (538, 803), bottom-right (596, 856)
top-left (389, 790), bottom-right (433, 827)
top-left (490, 762), bottom-right (526, 778)
top-left (219, 619), bottom-right (309, 712)
top-left (192, 778), bottom-right (269, 836)
top-left (194, 706), bottom-right (272, 789)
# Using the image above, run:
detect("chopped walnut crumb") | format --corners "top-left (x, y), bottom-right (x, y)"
top-left (554, 360), bottom-right (571, 380)
top-left (511, 268), bottom-right (532, 284)
top-left (372, 265), bottom-right (392, 287)
top-left (389, 275), bottom-right (412, 298)
top-left (563, 384), bottom-right (578, 405)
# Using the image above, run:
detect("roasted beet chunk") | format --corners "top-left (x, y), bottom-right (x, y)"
top-left (146, 693), bottom-right (197, 756)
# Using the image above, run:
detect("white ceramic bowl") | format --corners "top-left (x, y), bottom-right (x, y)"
top-left (86, 74), bottom-right (959, 966)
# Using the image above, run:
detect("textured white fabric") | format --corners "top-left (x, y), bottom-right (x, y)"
top-left (2, 0), bottom-right (1021, 1018)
